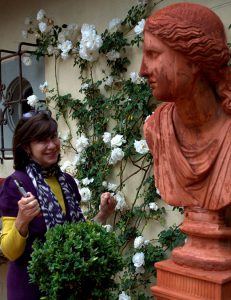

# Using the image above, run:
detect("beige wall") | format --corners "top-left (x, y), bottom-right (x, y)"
top-left (0, 1), bottom-right (230, 299)
top-left (0, 0), bottom-right (230, 172)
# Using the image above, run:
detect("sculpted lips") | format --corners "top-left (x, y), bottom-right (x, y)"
top-left (149, 81), bottom-right (156, 88)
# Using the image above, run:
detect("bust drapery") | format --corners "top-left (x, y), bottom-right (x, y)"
top-left (140, 3), bottom-right (231, 211)
top-left (144, 102), bottom-right (231, 210)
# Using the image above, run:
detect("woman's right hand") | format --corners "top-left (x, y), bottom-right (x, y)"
top-left (15, 192), bottom-right (41, 237)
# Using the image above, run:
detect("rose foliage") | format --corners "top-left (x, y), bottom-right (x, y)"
top-left (23, 1), bottom-right (186, 299)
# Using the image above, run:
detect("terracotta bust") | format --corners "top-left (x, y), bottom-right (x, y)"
top-left (141, 3), bottom-right (231, 211)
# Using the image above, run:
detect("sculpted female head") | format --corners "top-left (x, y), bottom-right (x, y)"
top-left (142, 3), bottom-right (231, 211)
top-left (146, 3), bottom-right (229, 72)
top-left (143, 3), bottom-right (231, 113)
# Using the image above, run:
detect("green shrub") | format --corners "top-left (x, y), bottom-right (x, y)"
top-left (28, 221), bottom-right (124, 300)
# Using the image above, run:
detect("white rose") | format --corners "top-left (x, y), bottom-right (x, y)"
top-left (58, 32), bottom-right (66, 43)
top-left (79, 23), bottom-right (103, 62)
top-left (130, 71), bottom-right (139, 83)
top-left (102, 181), bottom-right (108, 188)
top-left (61, 52), bottom-right (69, 60)
top-left (104, 76), bottom-right (114, 87)
top-left (37, 9), bottom-right (46, 21)
top-left (132, 252), bottom-right (145, 268)
top-left (109, 148), bottom-right (124, 165)
top-left (47, 45), bottom-right (54, 55)
top-left (79, 187), bottom-right (92, 202)
top-left (61, 161), bottom-right (76, 175)
top-left (119, 291), bottom-right (131, 300)
top-left (102, 132), bottom-right (111, 144)
top-left (103, 224), bottom-right (112, 232)
top-left (58, 40), bottom-right (73, 54)
top-left (134, 140), bottom-right (149, 154)
top-left (21, 54), bottom-right (32, 66)
top-left (82, 177), bottom-right (94, 186)
top-left (81, 23), bottom-right (95, 39)
top-left (27, 94), bottom-right (38, 107)
top-left (115, 191), bottom-right (127, 210)
top-left (61, 131), bottom-right (70, 142)
top-left (82, 27), bottom-right (102, 49)
top-left (39, 81), bottom-right (48, 93)
top-left (60, 160), bottom-right (72, 172)
top-left (38, 22), bottom-right (47, 33)
top-left (111, 134), bottom-right (126, 148)
top-left (149, 202), bottom-right (159, 211)
top-left (130, 71), bottom-right (145, 84)
top-left (134, 236), bottom-right (145, 249)
top-left (134, 19), bottom-right (145, 35)
top-left (75, 135), bottom-right (89, 153)
top-left (107, 182), bottom-right (117, 192)
top-left (73, 153), bottom-right (86, 166)
top-left (106, 50), bottom-right (120, 61)
top-left (79, 45), bottom-right (100, 62)
top-left (81, 83), bottom-right (89, 90)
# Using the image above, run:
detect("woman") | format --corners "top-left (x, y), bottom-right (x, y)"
top-left (0, 110), bottom-right (116, 300)
top-left (140, 3), bottom-right (231, 210)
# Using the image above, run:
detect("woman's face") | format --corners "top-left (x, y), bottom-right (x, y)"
top-left (140, 30), bottom-right (197, 102)
top-left (25, 134), bottom-right (61, 168)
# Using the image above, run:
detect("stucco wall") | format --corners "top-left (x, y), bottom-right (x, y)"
top-left (0, 1), bottom-right (230, 299)
top-left (0, 0), bottom-right (230, 174)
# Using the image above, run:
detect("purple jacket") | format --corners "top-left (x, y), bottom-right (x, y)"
top-left (0, 170), bottom-right (83, 300)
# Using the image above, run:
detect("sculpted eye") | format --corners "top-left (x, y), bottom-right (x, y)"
top-left (146, 50), bottom-right (160, 59)
top-left (151, 51), bottom-right (160, 59)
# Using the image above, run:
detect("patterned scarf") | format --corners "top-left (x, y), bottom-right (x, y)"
top-left (26, 161), bottom-right (85, 229)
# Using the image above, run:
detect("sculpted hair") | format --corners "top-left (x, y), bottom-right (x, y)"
top-left (13, 112), bottom-right (58, 170)
top-left (146, 3), bottom-right (231, 114)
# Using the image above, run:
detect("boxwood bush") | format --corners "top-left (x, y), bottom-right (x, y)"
top-left (28, 221), bottom-right (124, 300)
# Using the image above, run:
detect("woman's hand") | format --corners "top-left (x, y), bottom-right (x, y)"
top-left (15, 192), bottom-right (41, 237)
top-left (92, 192), bottom-right (116, 225)
top-left (100, 192), bottom-right (117, 215)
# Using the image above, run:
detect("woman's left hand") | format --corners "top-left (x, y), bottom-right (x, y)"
top-left (100, 192), bottom-right (117, 216)
top-left (92, 192), bottom-right (116, 224)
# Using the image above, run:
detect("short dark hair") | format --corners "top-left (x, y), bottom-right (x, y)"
top-left (13, 111), bottom-right (58, 170)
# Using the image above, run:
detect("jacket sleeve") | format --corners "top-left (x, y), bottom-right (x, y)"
top-left (0, 217), bottom-right (28, 261)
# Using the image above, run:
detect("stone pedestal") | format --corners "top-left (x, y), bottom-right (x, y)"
top-left (151, 259), bottom-right (231, 300)
top-left (151, 207), bottom-right (231, 300)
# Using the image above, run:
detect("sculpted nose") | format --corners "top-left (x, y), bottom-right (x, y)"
top-left (140, 58), bottom-right (148, 78)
